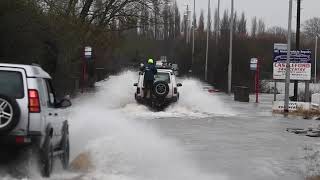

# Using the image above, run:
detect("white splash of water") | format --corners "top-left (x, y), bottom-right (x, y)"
top-left (112, 72), bottom-right (235, 118)
top-left (69, 71), bottom-right (230, 180)
top-left (171, 78), bottom-right (235, 116)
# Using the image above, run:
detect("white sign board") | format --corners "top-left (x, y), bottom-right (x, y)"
top-left (250, 64), bottom-right (257, 71)
top-left (250, 58), bottom-right (258, 71)
top-left (273, 62), bottom-right (312, 80)
top-left (250, 58), bottom-right (258, 64)
top-left (274, 43), bottom-right (288, 51)
top-left (84, 46), bottom-right (92, 59)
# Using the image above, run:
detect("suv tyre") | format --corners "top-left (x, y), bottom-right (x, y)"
top-left (60, 125), bottom-right (70, 170)
top-left (0, 94), bottom-right (21, 134)
top-left (41, 138), bottom-right (54, 177)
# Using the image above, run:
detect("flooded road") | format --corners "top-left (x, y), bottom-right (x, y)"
top-left (149, 95), bottom-right (320, 180)
top-left (2, 71), bottom-right (320, 180)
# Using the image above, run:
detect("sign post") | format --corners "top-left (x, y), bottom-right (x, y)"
top-left (256, 59), bottom-right (260, 103)
top-left (82, 46), bottom-right (93, 93)
top-left (250, 58), bottom-right (259, 103)
top-left (315, 36), bottom-right (318, 83)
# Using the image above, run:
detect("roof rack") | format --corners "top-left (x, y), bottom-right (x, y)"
top-left (31, 63), bottom-right (41, 67)
top-left (155, 65), bottom-right (173, 70)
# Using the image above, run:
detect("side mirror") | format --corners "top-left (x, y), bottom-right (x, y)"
top-left (57, 99), bottom-right (72, 108)
top-left (177, 83), bottom-right (182, 87)
top-left (134, 83), bottom-right (138, 86)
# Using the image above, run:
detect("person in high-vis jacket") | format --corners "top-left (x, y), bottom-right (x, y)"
top-left (141, 59), bottom-right (157, 99)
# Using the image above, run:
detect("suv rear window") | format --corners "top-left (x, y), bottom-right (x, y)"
top-left (0, 71), bottom-right (24, 98)
top-left (154, 72), bottom-right (171, 83)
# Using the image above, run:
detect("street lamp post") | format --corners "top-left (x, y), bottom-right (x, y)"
top-left (174, 1), bottom-right (176, 39)
top-left (205, 0), bottom-right (210, 81)
top-left (228, 0), bottom-right (234, 94)
top-left (192, 0), bottom-right (195, 71)
top-left (315, 36), bottom-right (318, 83)
top-left (184, 11), bottom-right (188, 44)
top-left (284, 0), bottom-right (293, 113)
top-left (184, 5), bottom-right (191, 44)
top-left (216, 0), bottom-right (220, 44)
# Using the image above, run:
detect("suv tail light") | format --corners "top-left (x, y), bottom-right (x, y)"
top-left (28, 89), bottom-right (41, 113)
top-left (15, 136), bottom-right (31, 144)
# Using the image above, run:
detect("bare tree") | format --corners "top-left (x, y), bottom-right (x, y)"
top-left (232, 11), bottom-right (237, 35)
top-left (162, 0), bottom-right (170, 39)
top-left (174, 2), bottom-right (181, 38)
top-left (257, 18), bottom-right (266, 35)
top-left (303, 17), bottom-right (320, 39)
top-left (37, 0), bottom-right (164, 33)
top-left (251, 16), bottom-right (257, 38)
top-left (213, 8), bottom-right (219, 34)
top-left (267, 26), bottom-right (287, 37)
top-left (197, 10), bottom-right (205, 39)
top-left (220, 10), bottom-right (230, 39)
top-left (140, 2), bottom-right (150, 37)
top-left (237, 12), bottom-right (247, 36)
top-left (79, 0), bottom-right (94, 21)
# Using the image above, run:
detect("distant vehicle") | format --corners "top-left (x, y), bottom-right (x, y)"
top-left (134, 67), bottom-right (182, 110)
top-left (0, 63), bottom-right (72, 177)
top-left (171, 63), bottom-right (179, 76)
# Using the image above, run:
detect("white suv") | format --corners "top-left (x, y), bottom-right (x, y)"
top-left (0, 63), bottom-right (71, 177)
top-left (134, 68), bottom-right (182, 109)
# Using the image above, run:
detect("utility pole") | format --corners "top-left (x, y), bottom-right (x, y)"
top-left (293, 0), bottom-right (301, 101)
top-left (185, 5), bottom-right (190, 44)
top-left (205, 0), bottom-right (210, 81)
top-left (173, 0), bottom-right (176, 39)
top-left (216, 0), bottom-right (220, 44)
top-left (188, 8), bottom-right (191, 44)
top-left (192, 0), bottom-right (195, 70)
top-left (316, 36), bottom-right (318, 83)
top-left (228, 0), bottom-right (234, 94)
top-left (284, 0), bottom-right (293, 113)
top-left (184, 5), bottom-right (188, 44)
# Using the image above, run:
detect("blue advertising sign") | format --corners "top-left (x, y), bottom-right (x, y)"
top-left (273, 50), bottom-right (312, 63)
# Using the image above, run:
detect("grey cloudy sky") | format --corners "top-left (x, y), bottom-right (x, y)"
top-left (177, 0), bottom-right (320, 29)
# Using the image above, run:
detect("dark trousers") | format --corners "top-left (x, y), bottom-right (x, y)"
top-left (144, 80), bottom-right (154, 98)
